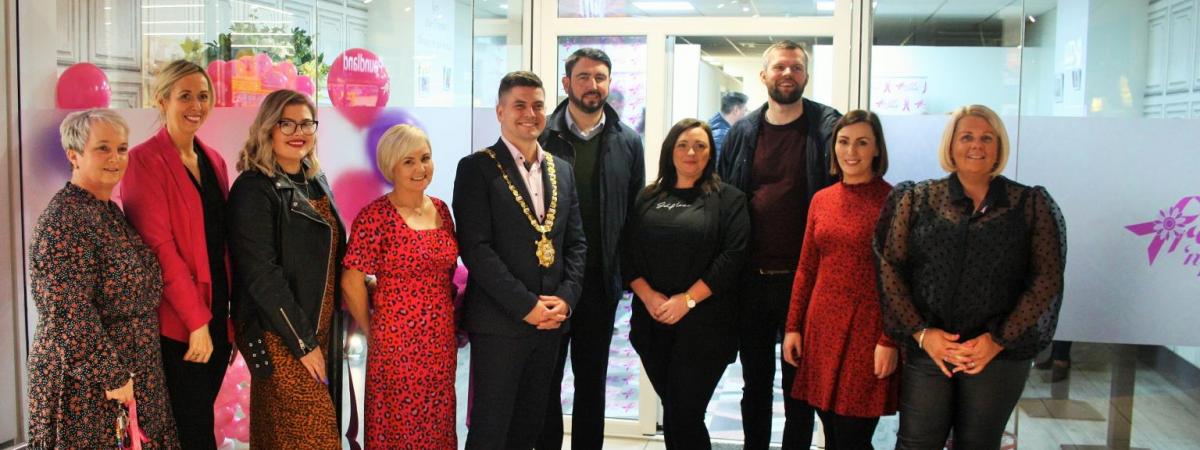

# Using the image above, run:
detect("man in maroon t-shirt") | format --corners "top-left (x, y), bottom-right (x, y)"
top-left (717, 40), bottom-right (842, 450)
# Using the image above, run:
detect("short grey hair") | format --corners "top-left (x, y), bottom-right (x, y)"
top-left (60, 109), bottom-right (130, 153)
top-left (375, 124), bottom-right (431, 184)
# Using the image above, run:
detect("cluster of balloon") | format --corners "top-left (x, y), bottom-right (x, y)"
top-left (327, 48), bottom-right (390, 128)
top-left (56, 63), bottom-right (111, 109)
top-left (208, 53), bottom-right (316, 107)
top-left (213, 353), bottom-right (251, 446)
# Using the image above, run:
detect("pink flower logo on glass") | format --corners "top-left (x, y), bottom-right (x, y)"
top-left (1126, 196), bottom-right (1200, 265)
top-left (1153, 207), bottom-right (1186, 241)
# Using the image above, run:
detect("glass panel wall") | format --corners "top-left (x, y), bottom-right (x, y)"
top-left (870, 1), bottom-right (1200, 448)
top-left (557, 0), bottom-right (835, 18)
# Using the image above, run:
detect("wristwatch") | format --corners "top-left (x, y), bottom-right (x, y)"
top-left (685, 292), bottom-right (696, 309)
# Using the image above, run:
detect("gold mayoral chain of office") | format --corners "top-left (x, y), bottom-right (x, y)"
top-left (484, 148), bottom-right (558, 268)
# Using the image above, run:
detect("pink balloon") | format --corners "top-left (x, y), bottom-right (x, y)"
top-left (56, 63), bottom-right (111, 109)
top-left (327, 48), bottom-right (390, 128)
top-left (261, 70), bottom-right (288, 91)
top-left (254, 53), bottom-right (273, 77)
top-left (276, 60), bottom-right (298, 80)
top-left (233, 417), bottom-right (250, 442)
top-left (331, 169), bottom-right (389, 221)
top-left (206, 60), bottom-right (232, 107)
top-left (294, 75), bottom-right (316, 97)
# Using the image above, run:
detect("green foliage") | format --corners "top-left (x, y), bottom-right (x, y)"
top-left (179, 38), bottom-right (205, 64)
top-left (290, 27), bottom-right (330, 100)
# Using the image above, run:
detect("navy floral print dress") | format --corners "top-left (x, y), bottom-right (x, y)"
top-left (28, 183), bottom-right (180, 449)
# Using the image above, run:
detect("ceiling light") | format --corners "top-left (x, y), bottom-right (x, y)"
top-left (742, 6), bottom-right (749, 12)
top-left (1027, 15), bottom-right (1037, 23)
top-left (816, 1), bottom-right (835, 11)
top-left (633, 1), bottom-right (696, 12)
top-left (499, 4), bottom-right (508, 9)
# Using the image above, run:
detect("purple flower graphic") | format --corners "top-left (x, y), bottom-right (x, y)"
top-left (1153, 207), bottom-right (1186, 241)
top-left (1127, 196), bottom-right (1200, 264)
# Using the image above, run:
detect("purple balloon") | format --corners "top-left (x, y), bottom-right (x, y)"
top-left (364, 108), bottom-right (422, 183)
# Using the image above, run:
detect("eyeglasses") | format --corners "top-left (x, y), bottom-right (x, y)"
top-left (277, 120), bottom-right (319, 136)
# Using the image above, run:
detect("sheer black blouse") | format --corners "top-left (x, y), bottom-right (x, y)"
top-left (873, 174), bottom-right (1067, 360)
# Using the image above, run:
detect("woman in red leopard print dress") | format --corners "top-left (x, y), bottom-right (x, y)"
top-left (342, 124), bottom-right (459, 448)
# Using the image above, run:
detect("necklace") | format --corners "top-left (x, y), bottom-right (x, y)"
top-left (484, 149), bottom-right (558, 268)
top-left (390, 194), bottom-right (426, 216)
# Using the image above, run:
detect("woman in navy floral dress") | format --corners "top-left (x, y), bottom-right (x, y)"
top-left (28, 109), bottom-right (179, 449)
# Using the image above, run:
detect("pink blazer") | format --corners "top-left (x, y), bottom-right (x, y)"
top-left (121, 127), bottom-right (232, 343)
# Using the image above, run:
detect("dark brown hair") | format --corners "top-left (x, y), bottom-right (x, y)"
top-left (497, 70), bottom-right (543, 102)
top-left (646, 118), bottom-right (722, 197)
top-left (829, 109), bottom-right (889, 178)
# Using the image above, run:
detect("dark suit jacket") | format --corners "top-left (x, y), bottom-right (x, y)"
top-left (453, 138), bottom-right (587, 337)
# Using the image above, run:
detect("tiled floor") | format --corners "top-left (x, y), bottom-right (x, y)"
top-left (332, 306), bottom-right (1200, 450)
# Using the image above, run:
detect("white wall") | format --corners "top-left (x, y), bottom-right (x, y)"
top-left (871, 46), bottom-right (1020, 115)
top-left (671, 43), bottom-right (701, 124)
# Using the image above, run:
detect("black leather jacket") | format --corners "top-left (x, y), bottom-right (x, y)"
top-left (227, 166), bottom-right (346, 382)
top-left (539, 100), bottom-right (645, 304)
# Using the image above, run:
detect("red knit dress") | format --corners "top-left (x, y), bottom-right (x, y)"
top-left (786, 177), bottom-right (900, 418)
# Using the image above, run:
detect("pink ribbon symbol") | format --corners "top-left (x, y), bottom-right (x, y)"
top-left (126, 398), bottom-right (149, 450)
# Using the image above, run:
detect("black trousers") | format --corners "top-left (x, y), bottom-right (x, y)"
top-left (467, 332), bottom-right (562, 450)
top-left (634, 323), bottom-right (734, 450)
top-left (896, 354), bottom-right (1031, 450)
top-left (815, 408), bottom-right (880, 450)
top-left (1050, 340), bottom-right (1073, 362)
top-left (738, 272), bottom-right (814, 450)
top-left (161, 335), bottom-right (232, 450)
top-left (537, 284), bottom-right (618, 450)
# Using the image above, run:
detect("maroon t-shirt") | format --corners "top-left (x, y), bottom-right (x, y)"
top-left (749, 115), bottom-right (810, 270)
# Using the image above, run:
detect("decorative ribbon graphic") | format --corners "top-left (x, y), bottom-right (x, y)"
top-left (1125, 196), bottom-right (1200, 265)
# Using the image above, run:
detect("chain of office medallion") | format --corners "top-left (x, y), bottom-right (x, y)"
top-left (483, 149), bottom-right (558, 232)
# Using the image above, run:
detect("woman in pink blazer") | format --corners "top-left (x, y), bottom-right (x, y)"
top-left (121, 59), bottom-right (232, 450)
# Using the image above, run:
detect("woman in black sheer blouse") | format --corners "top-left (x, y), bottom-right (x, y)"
top-left (873, 104), bottom-right (1066, 449)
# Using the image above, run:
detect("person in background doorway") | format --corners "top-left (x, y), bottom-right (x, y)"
top-left (709, 91), bottom-right (748, 159)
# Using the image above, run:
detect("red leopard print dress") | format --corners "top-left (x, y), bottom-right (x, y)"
top-left (343, 195), bottom-right (459, 449)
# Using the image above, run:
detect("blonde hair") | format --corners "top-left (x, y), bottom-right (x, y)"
top-left (375, 124), bottom-right (431, 184)
top-left (153, 60), bottom-right (213, 114)
top-left (938, 104), bottom-right (1010, 176)
top-left (237, 89), bottom-right (321, 178)
top-left (60, 109), bottom-right (129, 154)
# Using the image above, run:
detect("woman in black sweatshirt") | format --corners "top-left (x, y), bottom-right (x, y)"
top-left (621, 118), bottom-right (750, 450)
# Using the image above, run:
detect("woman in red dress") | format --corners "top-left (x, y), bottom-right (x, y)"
top-left (341, 124), bottom-right (459, 448)
top-left (782, 110), bottom-right (899, 449)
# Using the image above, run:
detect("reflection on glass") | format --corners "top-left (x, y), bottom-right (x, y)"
top-left (558, 0), bottom-right (835, 18)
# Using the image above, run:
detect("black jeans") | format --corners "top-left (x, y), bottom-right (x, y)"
top-left (634, 323), bottom-right (734, 450)
top-left (537, 284), bottom-right (618, 450)
top-left (161, 335), bottom-right (232, 450)
top-left (897, 354), bottom-right (1031, 450)
top-left (467, 332), bottom-right (562, 450)
top-left (815, 408), bottom-right (880, 450)
top-left (738, 272), bottom-right (814, 450)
